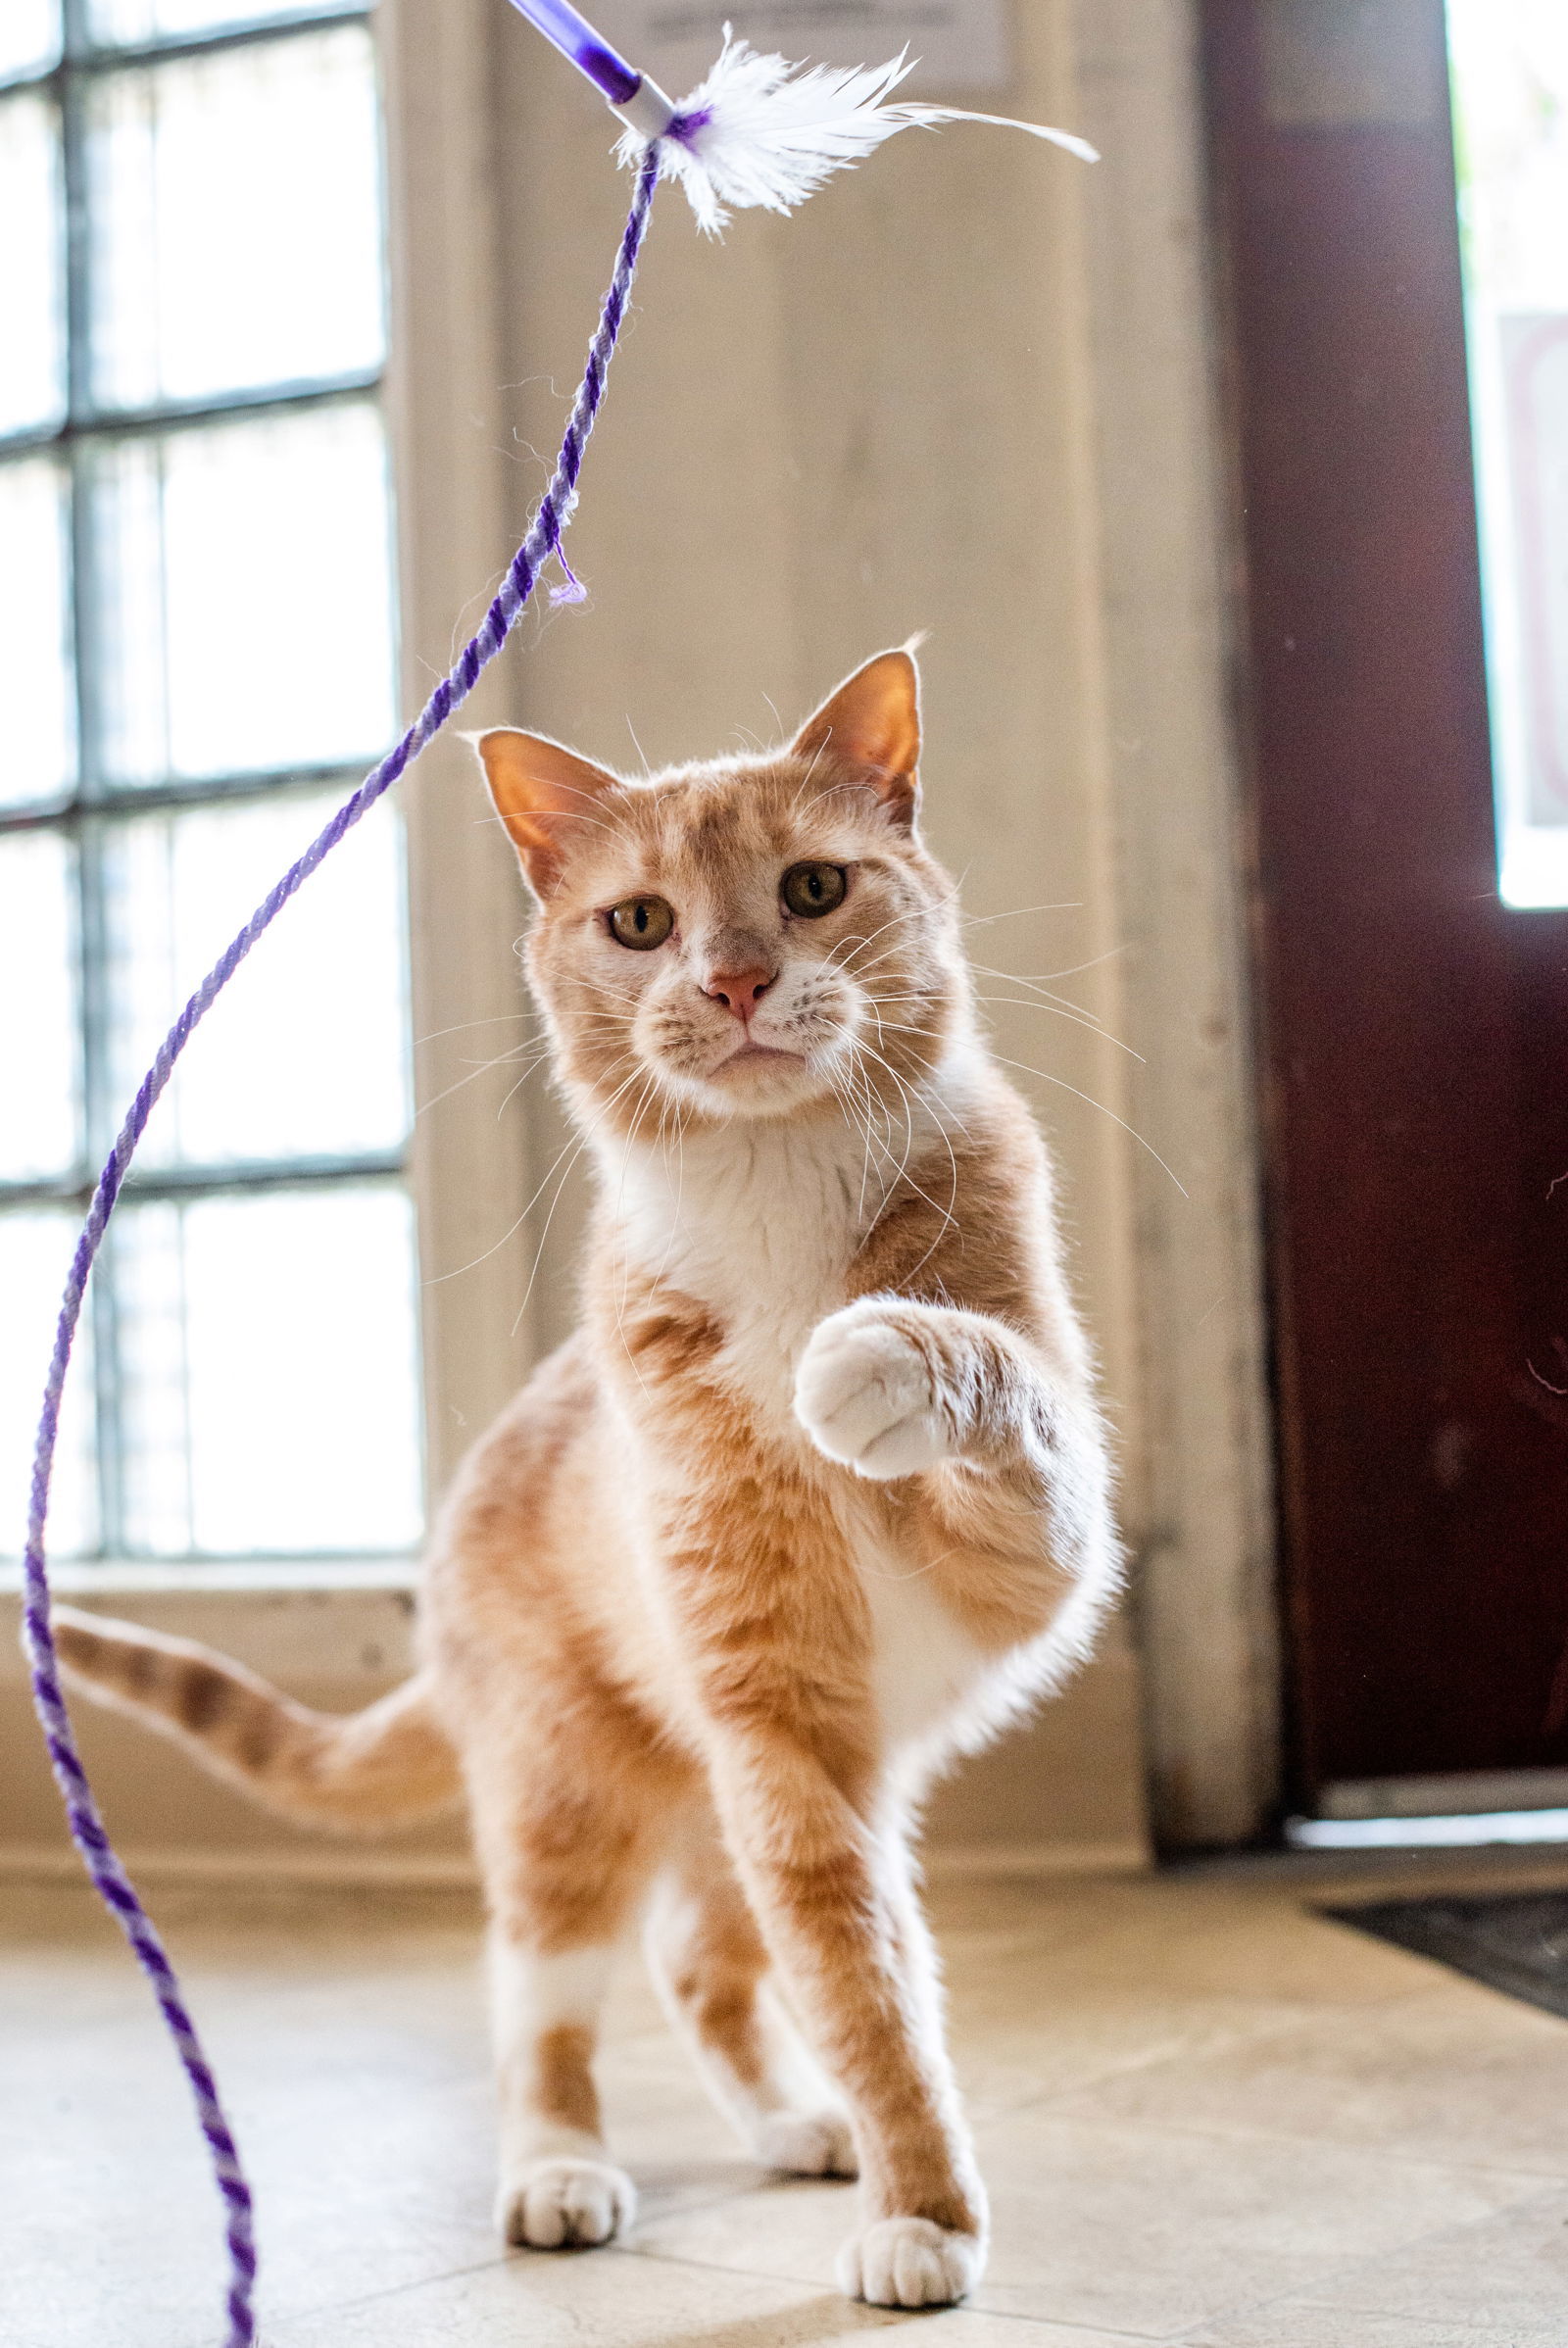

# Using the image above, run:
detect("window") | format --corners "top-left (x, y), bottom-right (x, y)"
top-left (0, 0), bottom-right (423, 1566)
top-left (1447, 1), bottom-right (1568, 908)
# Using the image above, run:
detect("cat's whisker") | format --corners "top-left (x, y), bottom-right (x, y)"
top-left (505, 1059), bottom-right (650, 1331)
top-left (623, 713), bottom-right (653, 776)
top-left (612, 1071), bottom-right (665, 1369)
top-left (968, 958), bottom-right (1117, 1025)
top-left (957, 900), bottom-right (1084, 929)
top-left (496, 1052), bottom-right (557, 1121)
top-left (783, 734), bottom-right (832, 816)
top-left (416, 1043), bottom-right (552, 1123)
top-left (1003, 943), bottom-right (1129, 986)
top-left (798, 771), bottom-right (885, 822)
top-left (831, 914), bottom-right (947, 987)
top-left (435, 1053), bottom-right (641, 1292)
top-left (826, 903), bottom-right (928, 975)
top-left (414, 1008), bottom-right (540, 1049)
top-left (828, 1059), bottom-right (890, 1218)
top-left (867, 973), bottom-right (1144, 1067)
top-left (574, 974), bottom-right (641, 1007)
top-left (847, 1040), bottom-right (924, 1208)
top-left (970, 991), bottom-right (1144, 1063)
top-left (852, 1010), bottom-right (976, 1150)
top-left (851, 1037), bottom-right (961, 1260)
top-left (634, 1088), bottom-right (693, 1302)
top-left (612, 1075), bottom-right (696, 1380)
top-left (473, 803), bottom-right (618, 842)
top-left (989, 1050), bottom-right (1189, 1198)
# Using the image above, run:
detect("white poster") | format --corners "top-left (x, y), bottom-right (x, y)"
top-left (589, 0), bottom-right (1012, 100)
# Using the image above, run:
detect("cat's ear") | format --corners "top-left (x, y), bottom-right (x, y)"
top-left (470, 729), bottom-right (619, 897)
top-left (791, 647), bottom-right (922, 829)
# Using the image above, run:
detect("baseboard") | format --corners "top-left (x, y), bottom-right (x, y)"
top-left (0, 1835), bottom-right (1146, 1893)
top-left (924, 1838), bottom-right (1148, 1880)
top-left (0, 1842), bottom-right (480, 1890)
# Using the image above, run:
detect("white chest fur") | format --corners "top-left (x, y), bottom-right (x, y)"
top-left (856, 1516), bottom-right (991, 1760)
top-left (604, 1052), bottom-right (980, 1422)
top-left (608, 1114), bottom-right (875, 1422)
top-left (602, 1055), bottom-right (997, 1753)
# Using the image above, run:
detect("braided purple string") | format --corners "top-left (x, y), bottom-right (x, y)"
top-left (20, 147), bottom-right (660, 2348)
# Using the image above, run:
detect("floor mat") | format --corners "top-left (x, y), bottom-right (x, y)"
top-left (1328, 1890), bottom-right (1568, 2021)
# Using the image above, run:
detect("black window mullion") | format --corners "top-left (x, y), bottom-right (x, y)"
top-left (0, 366), bottom-right (386, 465)
top-left (0, 758), bottom-right (383, 838)
top-left (74, 811), bottom-right (129, 1561)
top-left (12, 0), bottom-right (399, 1565)
top-left (59, 0), bottom-right (126, 1559)
top-left (0, 1155), bottom-right (409, 1215)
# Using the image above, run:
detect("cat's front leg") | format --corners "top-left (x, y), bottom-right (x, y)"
top-left (705, 1740), bottom-right (987, 2307)
top-left (794, 1296), bottom-right (1064, 1484)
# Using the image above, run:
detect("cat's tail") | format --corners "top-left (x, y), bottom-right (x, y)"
top-left (50, 1606), bottom-right (462, 1832)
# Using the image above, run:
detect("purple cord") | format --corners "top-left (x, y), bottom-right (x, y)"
top-left (20, 148), bottom-right (660, 2348)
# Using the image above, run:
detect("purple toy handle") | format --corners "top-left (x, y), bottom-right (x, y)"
top-left (502, 0), bottom-right (677, 137)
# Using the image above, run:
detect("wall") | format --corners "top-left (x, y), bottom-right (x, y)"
top-left (0, 0), bottom-right (1274, 1878)
top-left (459, 0), bottom-right (1277, 1851)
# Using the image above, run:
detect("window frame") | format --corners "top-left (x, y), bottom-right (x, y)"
top-left (0, 0), bottom-right (427, 1571)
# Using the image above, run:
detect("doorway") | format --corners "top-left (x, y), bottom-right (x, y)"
top-left (1203, 0), bottom-right (1568, 1820)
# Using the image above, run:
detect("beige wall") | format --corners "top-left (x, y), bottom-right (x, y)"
top-left (0, 0), bottom-right (1276, 1877)
top-left (0, 1584), bottom-right (1145, 1872)
top-left (420, 0), bottom-right (1277, 1851)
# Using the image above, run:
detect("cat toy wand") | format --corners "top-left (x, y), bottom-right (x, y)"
top-left (19, 11), bottom-right (1094, 2345)
top-left (504, 0), bottom-right (680, 140)
top-left (505, 0), bottom-right (1098, 234)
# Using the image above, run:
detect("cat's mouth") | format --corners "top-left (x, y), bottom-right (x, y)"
top-left (714, 1039), bottom-right (807, 1073)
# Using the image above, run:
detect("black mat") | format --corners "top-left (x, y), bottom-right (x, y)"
top-left (1328, 1891), bottom-right (1568, 2022)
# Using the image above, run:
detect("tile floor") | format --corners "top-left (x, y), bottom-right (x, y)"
top-left (7, 1853), bottom-right (1568, 2347)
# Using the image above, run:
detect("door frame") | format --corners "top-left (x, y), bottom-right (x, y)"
top-left (1073, 0), bottom-right (1282, 1851)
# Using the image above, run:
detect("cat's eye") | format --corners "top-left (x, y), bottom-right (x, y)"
top-left (781, 862), bottom-right (848, 918)
top-left (607, 896), bottom-right (674, 950)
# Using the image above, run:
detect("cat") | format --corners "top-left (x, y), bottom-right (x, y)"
top-left (54, 646), bottom-right (1120, 2310)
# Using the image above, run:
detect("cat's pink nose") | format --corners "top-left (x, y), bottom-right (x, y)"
top-left (704, 965), bottom-right (775, 1023)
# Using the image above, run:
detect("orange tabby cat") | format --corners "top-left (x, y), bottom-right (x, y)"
top-left (55, 648), bottom-right (1119, 2309)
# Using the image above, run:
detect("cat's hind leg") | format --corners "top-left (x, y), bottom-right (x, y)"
top-left (645, 1826), bottom-right (857, 2180)
top-left (488, 1935), bottom-right (631, 2247)
top-left (470, 1736), bottom-right (684, 2250)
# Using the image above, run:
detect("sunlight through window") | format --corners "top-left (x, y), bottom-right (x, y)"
top-left (0, 2), bottom-right (423, 1565)
top-left (1448, 1), bottom-right (1568, 907)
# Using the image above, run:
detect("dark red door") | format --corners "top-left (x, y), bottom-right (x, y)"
top-left (1203, 0), bottom-right (1568, 1806)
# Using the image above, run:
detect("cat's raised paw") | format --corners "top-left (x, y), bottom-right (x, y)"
top-left (837, 2216), bottom-right (982, 2308)
top-left (498, 2157), bottom-right (636, 2250)
top-left (755, 2108), bottom-right (858, 2177)
top-left (794, 1303), bottom-right (950, 1479)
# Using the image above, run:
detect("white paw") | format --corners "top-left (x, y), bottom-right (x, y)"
top-left (754, 2108), bottom-right (858, 2177)
top-left (837, 2216), bottom-right (982, 2308)
top-left (794, 1304), bottom-right (951, 1480)
top-left (497, 2156), bottom-right (636, 2249)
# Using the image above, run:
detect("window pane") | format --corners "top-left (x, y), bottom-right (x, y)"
top-left (0, 1212), bottom-right (98, 1562)
top-left (87, 27), bottom-right (385, 413)
top-left (88, 400), bottom-right (397, 785)
top-left (0, 0), bottom-right (60, 91)
top-left (1448, 1), bottom-right (1568, 905)
top-left (115, 1185), bottom-right (423, 1556)
top-left (0, 831), bottom-right (81, 1180)
top-left (101, 789), bottom-right (411, 1166)
top-left (0, 459), bottom-right (74, 808)
top-left (87, 0), bottom-right (353, 44)
top-left (0, 90), bottom-right (66, 438)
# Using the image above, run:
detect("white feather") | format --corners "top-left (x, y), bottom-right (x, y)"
top-left (613, 33), bottom-right (1098, 236)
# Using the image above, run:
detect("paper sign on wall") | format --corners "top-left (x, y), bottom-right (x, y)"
top-left (589, 0), bottom-right (1013, 100)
